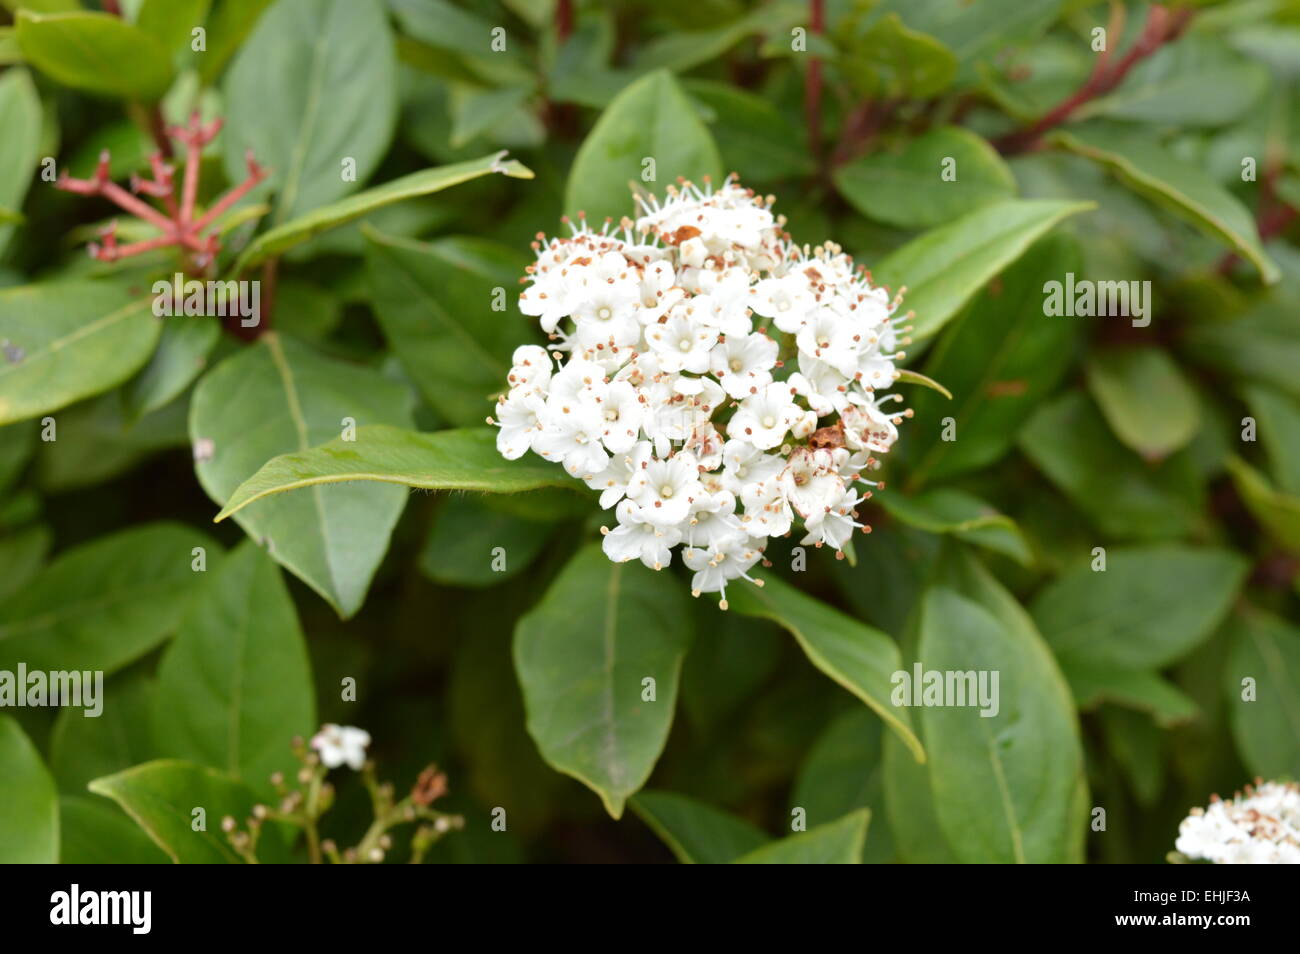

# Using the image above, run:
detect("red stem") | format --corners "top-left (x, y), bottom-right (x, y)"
top-left (806, 0), bottom-right (825, 161)
top-left (994, 4), bottom-right (1193, 155)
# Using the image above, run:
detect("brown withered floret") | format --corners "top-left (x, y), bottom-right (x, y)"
top-left (808, 422), bottom-right (846, 450)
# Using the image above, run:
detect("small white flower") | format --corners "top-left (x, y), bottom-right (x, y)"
top-left (311, 724), bottom-right (371, 771)
top-left (710, 331), bottom-right (778, 399)
top-left (728, 382), bottom-right (801, 450)
top-left (602, 498), bottom-right (682, 570)
top-left (629, 452), bottom-right (704, 528)
top-left (645, 310), bottom-right (717, 374)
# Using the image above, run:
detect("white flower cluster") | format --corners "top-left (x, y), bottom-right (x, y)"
top-left (1175, 780), bottom-right (1300, 864)
top-left (493, 176), bottom-right (912, 607)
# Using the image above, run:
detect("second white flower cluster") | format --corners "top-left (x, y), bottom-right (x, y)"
top-left (493, 177), bottom-right (912, 606)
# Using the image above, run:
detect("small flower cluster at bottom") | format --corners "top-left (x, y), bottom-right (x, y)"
top-left (221, 725), bottom-right (463, 864)
top-left (492, 176), bottom-right (914, 607)
top-left (1174, 779), bottom-right (1300, 864)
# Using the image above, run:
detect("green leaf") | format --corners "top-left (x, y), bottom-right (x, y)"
top-left (420, 495), bottom-right (553, 588)
top-left (1018, 391), bottom-right (1202, 540)
top-left (834, 127), bottom-right (1014, 229)
top-left (727, 573), bottom-right (924, 763)
top-left (59, 795), bottom-right (169, 864)
top-left (840, 13), bottom-right (956, 99)
top-left (0, 68), bottom-right (40, 258)
top-left (1185, 300), bottom-right (1300, 400)
top-left (17, 10), bottom-right (173, 100)
top-left (88, 759), bottom-right (288, 863)
top-left (198, 0), bottom-right (272, 83)
top-left (1226, 455), bottom-right (1300, 551)
top-left (875, 0), bottom-right (1064, 79)
top-left (565, 68), bottom-right (722, 222)
top-left (122, 317), bottom-right (219, 421)
top-left (0, 716), bottom-right (57, 862)
top-left (1086, 347), bottom-right (1201, 460)
top-left (154, 541), bottom-right (315, 799)
top-left (0, 522), bottom-right (220, 675)
top-left (213, 425), bottom-right (574, 522)
top-left (1244, 384), bottom-right (1300, 495)
top-left (905, 234), bottom-right (1083, 486)
top-left (366, 230), bottom-right (535, 426)
top-left (136, 0), bottom-right (210, 54)
top-left (1053, 125), bottom-right (1279, 283)
top-left (222, 0), bottom-right (396, 222)
top-left (917, 586), bottom-right (1083, 863)
top-left (0, 522), bottom-right (48, 602)
top-left (791, 708), bottom-right (893, 863)
top-left (874, 199), bottom-right (1093, 340)
top-left (732, 808), bottom-right (869, 864)
top-left (1058, 658), bottom-right (1198, 727)
top-left (1082, 36), bottom-right (1267, 127)
top-left (1032, 545), bottom-right (1248, 670)
top-left (1224, 608), bottom-right (1300, 780)
top-left (0, 284), bottom-right (159, 426)
top-left (1029, 545), bottom-right (1242, 670)
top-left (684, 80), bottom-right (813, 183)
top-left (878, 487), bottom-right (1031, 565)
top-left (50, 673), bottom-right (156, 795)
top-left (513, 545), bottom-right (693, 818)
top-left (232, 152), bottom-right (532, 273)
top-left (630, 790), bottom-right (769, 863)
top-left (190, 333), bottom-right (414, 618)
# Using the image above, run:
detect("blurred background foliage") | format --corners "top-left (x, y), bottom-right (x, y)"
top-left (1, 0), bottom-right (1299, 863)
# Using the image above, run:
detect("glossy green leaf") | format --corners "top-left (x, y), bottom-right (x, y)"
top-left (0, 284), bottom-right (159, 426)
top-left (50, 673), bottom-right (156, 795)
top-left (1244, 384), bottom-right (1300, 495)
top-left (0, 716), bottom-right (57, 862)
top-left (918, 586), bottom-right (1083, 863)
top-left (214, 425), bottom-right (574, 521)
top-left (905, 234), bottom-right (1082, 486)
top-left (840, 13), bottom-right (956, 99)
top-left (1086, 347), bottom-right (1201, 460)
top-left (366, 231), bottom-right (535, 426)
top-left (0, 522), bottom-right (48, 602)
top-left (834, 127), bottom-right (1014, 229)
top-left (191, 333), bottom-right (414, 617)
top-left (1053, 125), bottom-right (1279, 283)
top-left (878, 487), bottom-right (1031, 565)
top-left (1184, 300), bottom-right (1300, 400)
top-left (565, 68), bottom-right (722, 222)
top-left (88, 759), bottom-right (288, 863)
top-left (154, 542), bottom-right (315, 798)
top-left (136, 0), bottom-right (211, 54)
top-left (514, 545), bottom-right (693, 818)
top-left (728, 573), bottom-right (924, 763)
top-left (732, 808), bottom-right (869, 864)
top-left (1019, 391), bottom-right (1202, 540)
top-left (1058, 658), bottom-right (1198, 727)
top-left (1224, 608), bottom-right (1300, 780)
top-left (59, 795), bottom-right (169, 864)
top-left (123, 318), bottom-right (219, 421)
top-left (1032, 545), bottom-right (1248, 670)
top-left (16, 11), bottom-right (174, 100)
top-left (874, 199), bottom-right (1093, 340)
top-left (630, 790), bottom-right (769, 863)
top-left (420, 494), bottom-right (553, 588)
top-left (0, 522), bottom-right (219, 675)
top-left (684, 80), bottom-right (812, 183)
top-left (791, 708), bottom-right (893, 863)
top-left (232, 153), bottom-right (532, 273)
top-left (1226, 455), bottom-right (1300, 551)
top-left (222, 0), bottom-right (396, 222)
top-left (0, 68), bottom-right (40, 258)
